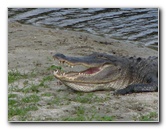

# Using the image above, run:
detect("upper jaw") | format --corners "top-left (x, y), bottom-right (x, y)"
top-left (53, 53), bottom-right (107, 67)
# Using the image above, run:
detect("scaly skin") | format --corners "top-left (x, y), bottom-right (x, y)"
top-left (53, 53), bottom-right (158, 95)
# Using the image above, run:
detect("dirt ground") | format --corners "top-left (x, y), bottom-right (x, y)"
top-left (8, 22), bottom-right (158, 122)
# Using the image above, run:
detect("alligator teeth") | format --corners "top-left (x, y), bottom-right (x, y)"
top-left (54, 70), bottom-right (58, 75)
top-left (69, 65), bottom-right (72, 67)
top-left (78, 73), bottom-right (90, 76)
top-left (68, 77), bottom-right (74, 80)
top-left (79, 73), bottom-right (86, 75)
top-left (59, 61), bottom-right (65, 64)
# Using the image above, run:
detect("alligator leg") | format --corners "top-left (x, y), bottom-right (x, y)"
top-left (114, 83), bottom-right (158, 95)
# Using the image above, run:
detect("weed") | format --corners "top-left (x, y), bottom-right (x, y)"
top-left (8, 104), bottom-right (38, 120)
top-left (22, 75), bottom-right (54, 93)
top-left (8, 99), bottom-right (17, 106)
top-left (62, 105), bottom-right (115, 121)
top-left (42, 93), bottom-right (52, 97)
top-left (8, 94), bottom-right (18, 98)
top-left (22, 84), bottom-right (40, 93)
top-left (8, 70), bottom-right (28, 84)
top-left (75, 93), bottom-right (94, 103)
top-left (62, 106), bottom-right (86, 121)
top-left (47, 65), bottom-right (62, 71)
top-left (138, 112), bottom-right (158, 121)
top-left (47, 97), bottom-right (60, 106)
top-left (38, 75), bottom-right (54, 88)
top-left (42, 75), bottom-right (54, 82)
top-left (8, 69), bottom-right (37, 84)
top-left (8, 93), bottom-right (39, 120)
top-left (21, 94), bottom-right (40, 103)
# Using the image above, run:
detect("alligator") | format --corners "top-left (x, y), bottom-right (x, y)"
top-left (53, 53), bottom-right (158, 95)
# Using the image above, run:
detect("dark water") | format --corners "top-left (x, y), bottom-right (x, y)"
top-left (8, 8), bottom-right (158, 50)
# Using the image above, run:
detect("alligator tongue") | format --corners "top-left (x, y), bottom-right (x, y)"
top-left (82, 67), bottom-right (100, 74)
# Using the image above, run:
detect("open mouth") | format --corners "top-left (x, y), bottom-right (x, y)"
top-left (52, 53), bottom-right (121, 91)
top-left (53, 59), bottom-right (104, 80)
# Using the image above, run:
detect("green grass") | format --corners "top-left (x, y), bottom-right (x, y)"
top-left (8, 105), bottom-right (38, 120)
top-left (8, 68), bottom-right (115, 121)
top-left (138, 112), bottom-right (158, 121)
top-left (21, 94), bottom-right (40, 103)
top-left (75, 93), bottom-right (94, 103)
top-left (8, 93), bottom-right (39, 120)
top-left (47, 65), bottom-right (62, 71)
top-left (8, 66), bottom-right (57, 121)
top-left (8, 73), bottom-right (54, 120)
top-left (62, 106), bottom-right (86, 121)
top-left (47, 98), bottom-right (61, 106)
top-left (8, 70), bottom-right (28, 84)
top-left (8, 69), bottom-right (37, 84)
top-left (41, 93), bottom-right (53, 97)
top-left (21, 75), bottom-right (54, 94)
top-left (8, 99), bottom-right (17, 106)
top-left (43, 75), bottom-right (54, 81)
top-left (62, 106), bottom-right (115, 121)
top-left (22, 84), bottom-right (40, 93)
top-left (8, 94), bottom-right (18, 98)
top-left (47, 94), bottom-right (70, 106)
top-left (46, 92), bottom-right (110, 108)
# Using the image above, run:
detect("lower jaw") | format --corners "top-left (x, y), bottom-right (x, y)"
top-left (62, 81), bottom-right (115, 92)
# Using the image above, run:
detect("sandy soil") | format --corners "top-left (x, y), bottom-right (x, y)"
top-left (8, 22), bottom-right (158, 121)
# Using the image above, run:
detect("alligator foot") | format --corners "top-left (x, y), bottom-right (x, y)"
top-left (114, 83), bottom-right (158, 95)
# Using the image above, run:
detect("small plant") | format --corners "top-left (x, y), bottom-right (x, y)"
top-left (74, 93), bottom-right (94, 103)
top-left (42, 93), bottom-right (52, 97)
top-left (21, 94), bottom-right (40, 103)
top-left (8, 104), bottom-right (38, 120)
top-left (8, 93), bottom-right (39, 120)
top-left (47, 65), bottom-right (62, 71)
top-left (62, 105), bottom-right (115, 121)
top-left (8, 69), bottom-right (37, 84)
top-left (137, 112), bottom-right (158, 121)
top-left (62, 106), bottom-right (87, 121)
top-left (8, 94), bottom-right (17, 98)
top-left (22, 84), bottom-right (40, 93)
top-left (8, 70), bottom-right (28, 84)
top-left (42, 75), bottom-right (54, 82)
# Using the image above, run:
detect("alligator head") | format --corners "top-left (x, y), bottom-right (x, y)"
top-left (53, 53), bottom-right (129, 92)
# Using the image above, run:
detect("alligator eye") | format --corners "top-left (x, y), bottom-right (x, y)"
top-left (118, 68), bottom-right (121, 71)
top-left (129, 57), bottom-right (133, 60)
top-left (137, 57), bottom-right (142, 62)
